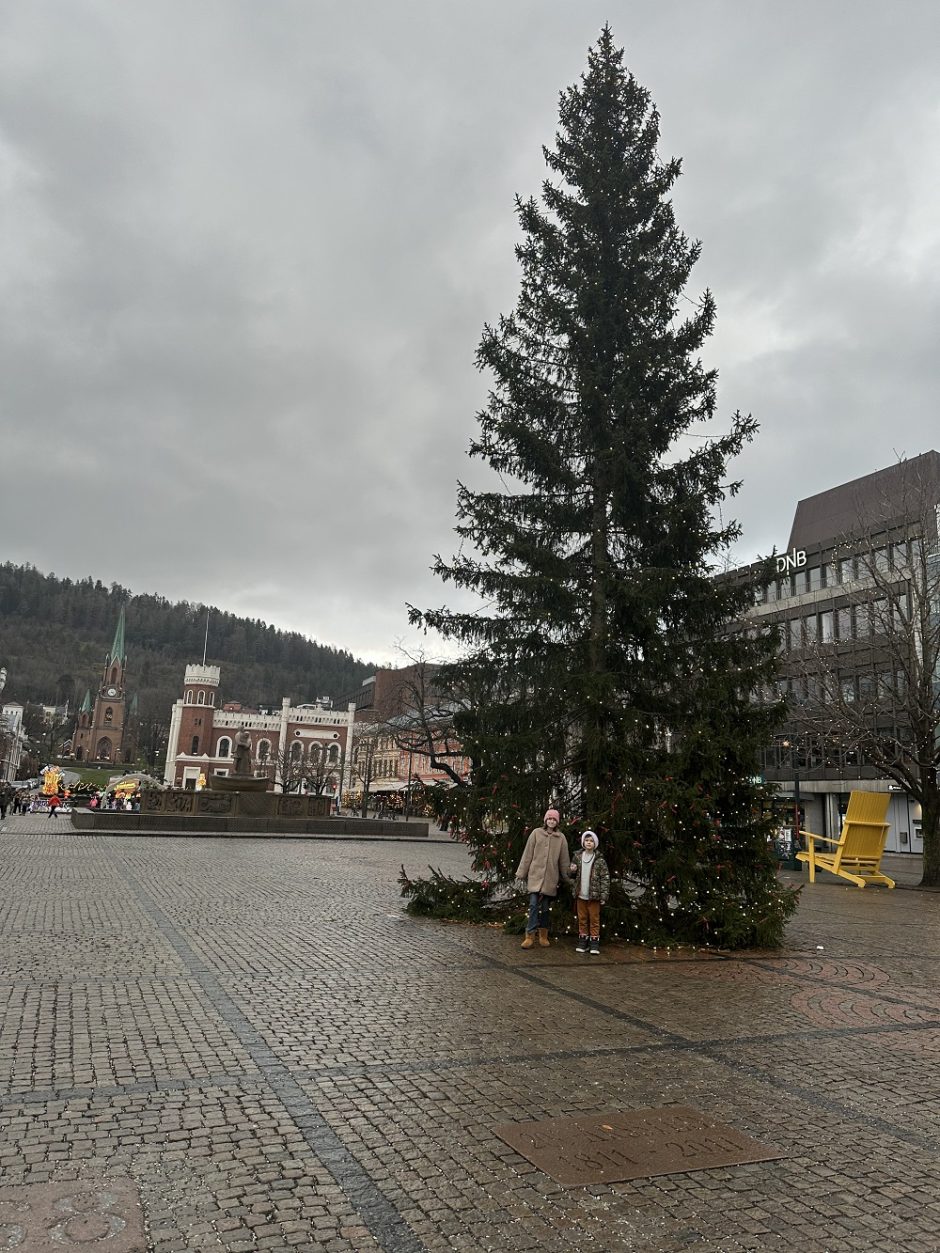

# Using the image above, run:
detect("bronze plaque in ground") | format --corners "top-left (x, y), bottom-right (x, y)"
top-left (493, 1106), bottom-right (783, 1186)
top-left (0, 1177), bottom-right (145, 1251)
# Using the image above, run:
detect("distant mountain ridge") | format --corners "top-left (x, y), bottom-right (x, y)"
top-left (0, 562), bottom-right (375, 724)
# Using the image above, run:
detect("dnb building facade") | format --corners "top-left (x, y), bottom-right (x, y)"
top-left (163, 663), bottom-right (356, 797)
top-left (743, 451), bottom-right (940, 855)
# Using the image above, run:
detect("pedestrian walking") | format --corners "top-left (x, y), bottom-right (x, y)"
top-left (515, 808), bottom-right (571, 949)
top-left (48, 794), bottom-right (61, 818)
top-left (570, 830), bottom-right (610, 954)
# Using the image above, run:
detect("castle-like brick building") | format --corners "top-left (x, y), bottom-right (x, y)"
top-left (163, 663), bottom-right (356, 796)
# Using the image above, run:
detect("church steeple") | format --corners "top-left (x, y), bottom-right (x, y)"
top-left (71, 611), bottom-right (130, 765)
top-left (108, 606), bottom-right (127, 667)
top-left (100, 606), bottom-right (127, 699)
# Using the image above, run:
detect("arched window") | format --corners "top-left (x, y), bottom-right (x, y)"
top-left (104, 707), bottom-right (114, 724)
top-left (111, 666), bottom-right (119, 684)
top-left (257, 740), bottom-right (271, 763)
top-left (290, 741), bottom-right (303, 762)
top-left (197, 690), bottom-right (205, 705)
top-left (191, 735), bottom-right (200, 754)
top-left (75, 746), bottom-right (84, 761)
top-left (328, 744), bottom-right (340, 764)
top-left (217, 737), bottom-right (231, 758)
top-left (185, 690), bottom-right (193, 704)
top-left (309, 743), bottom-right (322, 763)
top-left (209, 692), bottom-right (215, 706)
top-left (96, 737), bottom-right (112, 761)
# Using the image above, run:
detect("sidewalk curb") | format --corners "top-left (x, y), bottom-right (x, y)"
top-left (65, 828), bottom-right (459, 844)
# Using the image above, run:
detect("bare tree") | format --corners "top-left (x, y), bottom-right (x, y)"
top-left (380, 647), bottom-right (469, 788)
top-left (304, 742), bottom-right (342, 796)
top-left (271, 741), bottom-right (306, 794)
top-left (25, 703), bottom-right (72, 768)
top-left (0, 725), bottom-right (13, 784)
top-left (265, 740), bottom-right (340, 797)
top-left (138, 717), bottom-right (169, 776)
top-left (349, 721), bottom-right (385, 817)
top-left (791, 466), bottom-right (940, 884)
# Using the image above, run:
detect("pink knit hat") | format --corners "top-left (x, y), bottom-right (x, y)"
top-left (544, 808), bottom-right (560, 824)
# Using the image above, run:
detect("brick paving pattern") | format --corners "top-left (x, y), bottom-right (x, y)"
top-left (1, 814), bottom-right (939, 1250)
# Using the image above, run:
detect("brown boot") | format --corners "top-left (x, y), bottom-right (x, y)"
top-left (538, 927), bottom-right (550, 947)
top-left (521, 932), bottom-right (535, 949)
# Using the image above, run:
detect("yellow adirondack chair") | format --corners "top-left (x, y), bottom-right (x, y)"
top-left (796, 791), bottom-right (895, 888)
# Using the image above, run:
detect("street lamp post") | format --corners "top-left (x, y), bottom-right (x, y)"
top-left (404, 746), bottom-right (414, 819)
top-left (781, 738), bottom-right (802, 871)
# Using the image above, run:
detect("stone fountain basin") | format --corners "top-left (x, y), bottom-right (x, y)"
top-left (208, 774), bottom-right (271, 793)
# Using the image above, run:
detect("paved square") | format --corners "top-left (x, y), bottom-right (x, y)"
top-left (1, 814), bottom-right (940, 1250)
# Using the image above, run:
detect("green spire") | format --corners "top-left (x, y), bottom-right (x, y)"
top-left (109, 606), bottom-right (126, 665)
top-left (80, 689), bottom-right (92, 714)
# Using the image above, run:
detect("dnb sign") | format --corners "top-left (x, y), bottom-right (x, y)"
top-left (776, 548), bottom-right (806, 574)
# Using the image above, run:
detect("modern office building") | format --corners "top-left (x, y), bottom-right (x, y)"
top-left (742, 451), bottom-right (940, 854)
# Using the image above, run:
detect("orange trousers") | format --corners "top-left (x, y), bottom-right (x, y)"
top-left (576, 898), bottom-right (601, 938)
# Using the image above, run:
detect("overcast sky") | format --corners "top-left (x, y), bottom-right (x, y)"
top-left (2, 1), bottom-right (939, 666)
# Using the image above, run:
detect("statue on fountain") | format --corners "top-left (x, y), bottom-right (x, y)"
top-left (232, 726), bottom-right (253, 776)
top-left (209, 725), bottom-right (270, 793)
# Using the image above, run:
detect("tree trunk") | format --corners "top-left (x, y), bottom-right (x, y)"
top-left (586, 474), bottom-right (609, 820)
top-left (919, 773), bottom-right (940, 886)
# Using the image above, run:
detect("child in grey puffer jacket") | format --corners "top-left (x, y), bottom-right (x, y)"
top-left (569, 830), bottom-right (609, 955)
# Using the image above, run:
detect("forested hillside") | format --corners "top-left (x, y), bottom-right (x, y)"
top-left (0, 563), bottom-right (375, 723)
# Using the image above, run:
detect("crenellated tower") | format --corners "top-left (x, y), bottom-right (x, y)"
top-left (163, 664), bottom-right (221, 782)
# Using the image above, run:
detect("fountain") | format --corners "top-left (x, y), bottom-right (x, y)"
top-left (208, 726), bottom-right (269, 793)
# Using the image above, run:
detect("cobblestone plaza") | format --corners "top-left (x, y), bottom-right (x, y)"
top-left (1, 817), bottom-right (939, 1251)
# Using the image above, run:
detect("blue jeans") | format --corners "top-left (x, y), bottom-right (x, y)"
top-left (527, 892), bottom-right (553, 932)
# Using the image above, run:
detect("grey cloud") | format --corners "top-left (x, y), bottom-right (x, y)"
top-left (2, 0), bottom-right (939, 662)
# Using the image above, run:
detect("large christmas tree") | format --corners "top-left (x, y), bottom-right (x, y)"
top-left (411, 27), bottom-right (796, 948)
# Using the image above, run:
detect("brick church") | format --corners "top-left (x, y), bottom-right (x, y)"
top-left (70, 607), bottom-right (138, 764)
